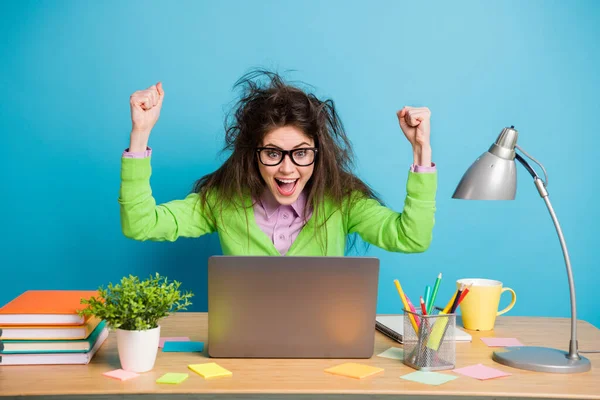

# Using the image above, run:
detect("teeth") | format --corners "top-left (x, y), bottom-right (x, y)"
top-left (276, 178), bottom-right (297, 183)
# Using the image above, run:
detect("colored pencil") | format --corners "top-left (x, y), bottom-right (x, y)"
top-left (394, 279), bottom-right (419, 334)
top-left (442, 290), bottom-right (458, 314)
top-left (427, 273), bottom-right (442, 314)
top-left (405, 294), bottom-right (421, 327)
top-left (420, 296), bottom-right (428, 315)
top-left (450, 284), bottom-right (466, 313)
top-left (423, 285), bottom-right (432, 313)
top-left (457, 287), bottom-right (470, 305)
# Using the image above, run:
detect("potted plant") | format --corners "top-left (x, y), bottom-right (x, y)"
top-left (78, 273), bottom-right (193, 373)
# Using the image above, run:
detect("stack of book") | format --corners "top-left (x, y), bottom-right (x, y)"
top-left (0, 290), bottom-right (108, 366)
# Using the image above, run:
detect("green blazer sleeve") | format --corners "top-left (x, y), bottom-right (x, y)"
top-left (118, 157), bottom-right (216, 241)
top-left (345, 171), bottom-right (437, 252)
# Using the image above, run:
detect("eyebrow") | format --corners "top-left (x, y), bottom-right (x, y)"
top-left (263, 142), bottom-right (312, 150)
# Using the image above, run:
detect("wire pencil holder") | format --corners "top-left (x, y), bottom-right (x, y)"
top-left (402, 308), bottom-right (456, 371)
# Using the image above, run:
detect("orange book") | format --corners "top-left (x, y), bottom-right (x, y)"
top-left (0, 290), bottom-right (98, 325)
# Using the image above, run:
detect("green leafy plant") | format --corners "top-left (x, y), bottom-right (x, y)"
top-left (78, 273), bottom-right (194, 331)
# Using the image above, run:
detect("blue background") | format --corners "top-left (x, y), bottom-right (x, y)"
top-left (1, 1), bottom-right (599, 329)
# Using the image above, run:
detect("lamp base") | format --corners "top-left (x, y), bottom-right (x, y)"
top-left (492, 346), bottom-right (591, 373)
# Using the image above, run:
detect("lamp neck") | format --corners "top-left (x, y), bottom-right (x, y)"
top-left (516, 152), bottom-right (580, 360)
top-left (514, 153), bottom-right (538, 179)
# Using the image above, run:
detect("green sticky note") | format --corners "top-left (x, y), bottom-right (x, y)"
top-left (156, 372), bottom-right (189, 384)
top-left (377, 347), bottom-right (404, 360)
top-left (400, 371), bottom-right (458, 386)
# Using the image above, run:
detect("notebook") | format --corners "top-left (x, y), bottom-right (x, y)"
top-left (375, 315), bottom-right (472, 343)
top-left (0, 290), bottom-right (98, 325)
top-left (1, 320), bottom-right (107, 354)
top-left (0, 316), bottom-right (102, 340)
top-left (0, 326), bottom-right (108, 365)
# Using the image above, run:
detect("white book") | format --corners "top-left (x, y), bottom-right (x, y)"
top-left (375, 315), bottom-right (472, 343)
top-left (0, 327), bottom-right (108, 365)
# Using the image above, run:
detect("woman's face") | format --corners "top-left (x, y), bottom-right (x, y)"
top-left (257, 125), bottom-right (315, 205)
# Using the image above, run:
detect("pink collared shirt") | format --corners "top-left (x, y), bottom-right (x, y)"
top-left (253, 189), bottom-right (312, 255)
top-left (122, 147), bottom-right (436, 254)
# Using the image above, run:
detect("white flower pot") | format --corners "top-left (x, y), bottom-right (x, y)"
top-left (116, 325), bottom-right (160, 373)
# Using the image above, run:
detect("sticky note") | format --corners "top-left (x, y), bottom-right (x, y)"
top-left (156, 372), bottom-right (189, 384)
top-left (400, 371), bottom-right (458, 386)
top-left (377, 347), bottom-right (404, 360)
top-left (324, 363), bottom-right (384, 379)
top-left (188, 363), bottom-right (232, 379)
top-left (158, 337), bottom-right (190, 348)
top-left (480, 337), bottom-right (524, 347)
top-left (426, 312), bottom-right (450, 351)
top-left (453, 364), bottom-right (512, 380)
top-left (163, 341), bottom-right (204, 352)
top-left (102, 369), bottom-right (139, 381)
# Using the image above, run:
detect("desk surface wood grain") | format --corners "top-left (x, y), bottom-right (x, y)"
top-left (1, 313), bottom-right (599, 399)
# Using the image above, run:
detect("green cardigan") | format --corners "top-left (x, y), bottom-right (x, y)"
top-left (119, 157), bottom-right (437, 256)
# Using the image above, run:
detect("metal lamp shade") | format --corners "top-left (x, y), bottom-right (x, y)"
top-left (452, 151), bottom-right (517, 200)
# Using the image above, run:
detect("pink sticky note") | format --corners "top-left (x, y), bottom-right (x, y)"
top-left (453, 364), bottom-right (512, 380)
top-left (103, 369), bottom-right (140, 381)
top-left (158, 337), bottom-right (191, 348)
top-left (480, 337), bottom-right (524, 347)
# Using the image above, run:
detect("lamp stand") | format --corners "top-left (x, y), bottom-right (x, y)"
top-left (492, 153), bottom-right (590, 373)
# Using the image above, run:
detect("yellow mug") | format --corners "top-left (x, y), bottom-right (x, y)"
top-left (457, 278), bottom-right (516, 331)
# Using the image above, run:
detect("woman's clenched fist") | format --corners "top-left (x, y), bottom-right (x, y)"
top-left (130, 82), bottom-right (164, 135)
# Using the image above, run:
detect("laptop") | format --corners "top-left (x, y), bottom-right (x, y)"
top-left (207, 256), bottom-right (379, 358)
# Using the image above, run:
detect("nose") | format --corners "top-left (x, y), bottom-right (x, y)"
top-left (278, 154), bottom-right (295, 174)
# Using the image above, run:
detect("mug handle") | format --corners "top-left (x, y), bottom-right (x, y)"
top-left (497, 287), bottom-right (517, 316)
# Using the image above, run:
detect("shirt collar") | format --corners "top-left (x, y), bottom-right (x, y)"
top-left (259, 188), bottom-right (308, 220)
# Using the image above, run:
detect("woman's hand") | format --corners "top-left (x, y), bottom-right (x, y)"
top-left (397, 106), bottom-right (432, 167)
top-left (129, 82), bottom-right (164, 152)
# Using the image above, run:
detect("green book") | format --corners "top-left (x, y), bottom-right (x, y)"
top-left (0, 320), bottom-right (107, 354)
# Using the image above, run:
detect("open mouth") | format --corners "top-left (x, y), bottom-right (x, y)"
top-left (274, 178), bottom-right (299, 196)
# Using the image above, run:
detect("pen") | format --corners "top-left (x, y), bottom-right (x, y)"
top-left (394, 279), bottom-right (419, 334)
top-left (427, 273), bottom-right (442, 314)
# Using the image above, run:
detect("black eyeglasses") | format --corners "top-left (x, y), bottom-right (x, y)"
top-left (256, 147), bottom-right (318, 167)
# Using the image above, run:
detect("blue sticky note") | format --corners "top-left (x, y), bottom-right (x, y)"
top-left (162, 341), bottom-right (204, 352)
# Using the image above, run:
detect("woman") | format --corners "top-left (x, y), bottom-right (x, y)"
top-left (119, 70), bottom-right (436, 256)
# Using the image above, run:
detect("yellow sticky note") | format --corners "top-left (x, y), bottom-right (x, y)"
top-left (188, 362), bottom-right (232, 379)
top-left (324, 363), bottom-right (384, 379)
top-left (156, 372), bottom-right (189, 384)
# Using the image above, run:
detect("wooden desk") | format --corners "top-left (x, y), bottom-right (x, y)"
top-left (1, 313), bottom-right (599, 400)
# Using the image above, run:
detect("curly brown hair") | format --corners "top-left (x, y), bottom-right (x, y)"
top-left (193, 69), bottom-right (381, 252)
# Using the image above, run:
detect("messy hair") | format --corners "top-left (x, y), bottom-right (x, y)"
top-left (193, 69), bottom-right (381, 253)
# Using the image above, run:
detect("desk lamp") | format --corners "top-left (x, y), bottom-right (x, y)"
top-left (452, 126), bottom-right (591, 373)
